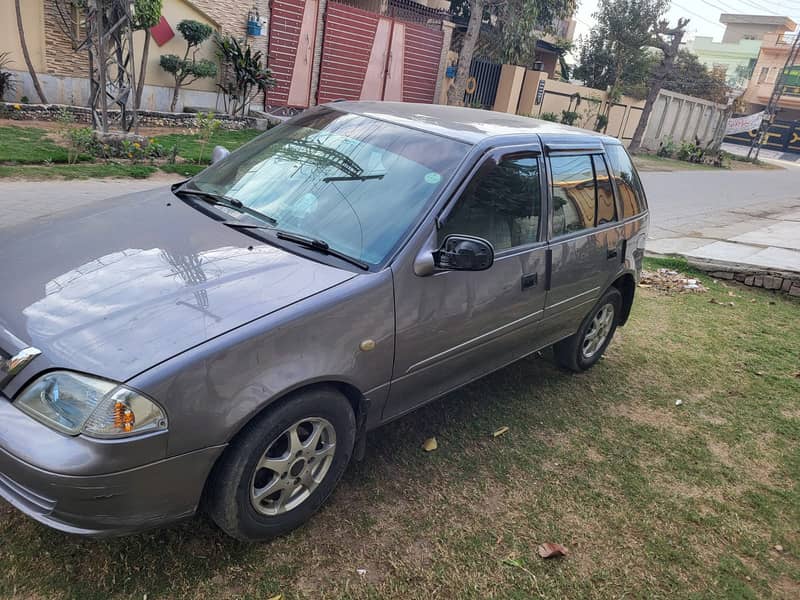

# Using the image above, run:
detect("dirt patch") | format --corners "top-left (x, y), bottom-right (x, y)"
top-left (639, 269), bottom-right (708, 295)
top-left (611, 403), bottom-right (688, 432)
top-left (772, 575), bottom-right (800, 599)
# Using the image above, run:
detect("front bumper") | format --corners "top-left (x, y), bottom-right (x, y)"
top-left (0, 443), bottom-right (225, 536)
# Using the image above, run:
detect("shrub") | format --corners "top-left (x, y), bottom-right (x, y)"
top-left (560, 110), bottom-right (579, 126)
top-left (539, 112), bottom-right (559, 122)
top-left (195, 111), bottom-right (222, 164)
top-left (64, 127), bottom-right (96, 164)
top-left (160, 20), bottom-right (218, 112)
top-left (0, 52), bottom-right (15, 101)
top-left (657, 136), bottom-right (676, 158)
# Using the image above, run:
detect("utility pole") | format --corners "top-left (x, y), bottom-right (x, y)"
top-left (748, 31), bottom-right (800, 161)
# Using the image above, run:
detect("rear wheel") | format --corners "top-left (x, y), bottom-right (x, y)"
top-left (205, 387), bottom-right (356, 541)
top-left (553, 287), bottom-right (622, 372)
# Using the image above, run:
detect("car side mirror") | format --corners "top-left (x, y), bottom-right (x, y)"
top-left (211, 145), bottom-right (230, 164)
top-left (433, 235), bottom-right (494, 271)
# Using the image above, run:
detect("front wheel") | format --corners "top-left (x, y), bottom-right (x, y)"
top-left (553, 287), bottom-right (622, 372)
top-left (205, 387), bottom-right (356, 541)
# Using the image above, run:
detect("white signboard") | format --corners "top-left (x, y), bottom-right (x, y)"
top-left (725, 111), bottom-right (765, 135)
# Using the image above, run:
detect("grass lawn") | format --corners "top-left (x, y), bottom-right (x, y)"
top-left (154, 128), bottom-right (262, 164)
top-left (633, 153), bottom-right (781, 172)
top-left (0, 258), bottom-right (798, 599)
top-left (0, 125), bottom-right (73, 164)
top-left (0, 124), bottom-right (263, 179)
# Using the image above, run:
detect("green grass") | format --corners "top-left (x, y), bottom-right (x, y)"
top-left (0, 124), bottom-right (263, 179)
top-left (0, 125), bottom-right (72, 164)
top-left (0, 163), bottom-right (157, 179)
top-left (1, 269), bottom-right (798, 597)
top-left (154, 128), bottom-right (262, 164)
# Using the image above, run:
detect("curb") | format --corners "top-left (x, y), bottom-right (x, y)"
top-left (646, 251), bottom-right (800, 297)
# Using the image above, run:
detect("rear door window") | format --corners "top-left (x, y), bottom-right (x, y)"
top-left (605, 144), bottom-right (647, 218)
top-left (550, 155), bottom-right (596, 237)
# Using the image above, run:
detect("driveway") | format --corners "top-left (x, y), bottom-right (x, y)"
top-left (2, 168), bottom-right (799, 273)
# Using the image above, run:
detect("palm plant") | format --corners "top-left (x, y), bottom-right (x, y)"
top-left (0, 52), bottom-right (16, 101)
top-left (215, 35), bottom-right (274, 117)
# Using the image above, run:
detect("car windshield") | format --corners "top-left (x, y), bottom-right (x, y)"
top-left (188, 108), bottom-right (469, 266)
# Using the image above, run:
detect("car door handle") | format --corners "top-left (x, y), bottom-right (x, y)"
top-left (607, 249), bottom-right (618, 260)
top-left (521, 273), bottom-right (538, 290)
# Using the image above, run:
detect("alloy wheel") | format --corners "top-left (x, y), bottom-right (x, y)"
top-left (581, 303), bottom-right (615, 359)
top-left (250, 417), bottom-right (336, 516)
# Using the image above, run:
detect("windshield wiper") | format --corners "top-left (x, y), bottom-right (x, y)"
top-left (174, 188), bottom-right (277, 226)
top-left (276, 231), bottom-right (369, 271)
top-left (322, 173), bottom-right (385, 183)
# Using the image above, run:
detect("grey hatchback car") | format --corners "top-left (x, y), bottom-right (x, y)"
top-left (0, 102), bottom-right (648, 541)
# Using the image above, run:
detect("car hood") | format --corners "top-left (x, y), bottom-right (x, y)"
top-left (0, 188), bottom-right (356, 384)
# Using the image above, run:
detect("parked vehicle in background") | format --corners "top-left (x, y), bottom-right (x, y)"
top-left (0, 103), bottom-right (648, 541)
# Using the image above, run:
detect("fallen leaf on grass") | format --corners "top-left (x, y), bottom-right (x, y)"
top-left (794, 372), bottom-right (800, 379)
top-left (422, 437), bottom-right (438, 452)
top-left (675, 399), bottom-right (683, 406)
top-left (267, 595), bottom-right (283, 600)
top-left (537, 543), bottom-right (568, 559)
top-left (492, 426), bottom-right (510, 437)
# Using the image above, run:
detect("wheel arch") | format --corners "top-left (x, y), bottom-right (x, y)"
top-left (611, 272), bottom-right (636, 326)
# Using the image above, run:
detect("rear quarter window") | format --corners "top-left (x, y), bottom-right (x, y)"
top-left (605, 144), bottom-right (647, 218)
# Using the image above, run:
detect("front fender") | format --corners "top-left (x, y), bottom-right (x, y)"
top-left (129, 269), bottom-right (395, 457)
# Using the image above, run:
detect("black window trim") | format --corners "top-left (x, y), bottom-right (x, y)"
top-left (436, 144), bottom-right (547, 258)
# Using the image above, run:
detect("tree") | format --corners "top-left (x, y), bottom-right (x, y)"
top-left (132, 0), bottom-right (163, 110)
top-left (447, 0), bottom-right (576, 106)
top-left (14, 0), bottom-right (47, 103)
top-left (573, 0), bottom-right (668, 99)
top-left (628, 18), bottom-right (690, 153)
top-left (663, 50), bottom-right (728, 103)
top-left (159, 20), bottom-right (217, 112)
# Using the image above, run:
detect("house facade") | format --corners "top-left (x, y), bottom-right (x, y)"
top-left (1, 0), bottom-right (451, 112)
top-left (1, 0), bottom-right (270, 111)
top-left (742, 30), bottom-right (800, 122)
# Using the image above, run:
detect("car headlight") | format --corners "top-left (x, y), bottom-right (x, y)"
top-left (15, 371), bottom-right (167, 438)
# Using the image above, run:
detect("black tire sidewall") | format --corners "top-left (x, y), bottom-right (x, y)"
top-left (575, 288), bottom-right (622, 370)
top-left (207, 387), bottom-right (356, 541)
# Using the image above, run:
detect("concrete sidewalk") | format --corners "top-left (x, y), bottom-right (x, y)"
top-left (642, 166), bottom-right (800, 279)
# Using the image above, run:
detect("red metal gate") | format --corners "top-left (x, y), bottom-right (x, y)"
top-left (266, 0), bottom-right (319, 108)
top-left (267, 0), bottom-right (444, 107)
top-left (317, 1), bottom-right (444, 105)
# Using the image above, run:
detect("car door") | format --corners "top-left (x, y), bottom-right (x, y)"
top-left (538, 147), bottom-right (623, 344)
top-left (384, 145), bottom-right (550, 421)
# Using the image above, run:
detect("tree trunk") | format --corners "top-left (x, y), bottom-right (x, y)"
top-left (446, 0), bottom-right (484, 106)
top-left (14, 0), bottom-right (48, 103)
top-left (628, 28), bottom-right (685, 153)
top-left (170, 82), bottom-right (181, 112)
top-left (135, 30), bottom-right (151, 110)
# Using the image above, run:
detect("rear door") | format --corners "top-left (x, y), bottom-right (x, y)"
top-left (385, 145), bottom-right (549, 420)
top-left (539, 146), bottom-right (623, 342)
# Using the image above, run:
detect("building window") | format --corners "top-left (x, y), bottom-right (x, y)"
top-left (757, 66), bottom-right (769, 83)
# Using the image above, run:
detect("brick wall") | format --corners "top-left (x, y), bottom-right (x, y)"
top-left (43, 0), bottom-right (89, 77)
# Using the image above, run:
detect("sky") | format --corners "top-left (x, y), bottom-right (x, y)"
top-left (572, 0), bottom-right (800, 45)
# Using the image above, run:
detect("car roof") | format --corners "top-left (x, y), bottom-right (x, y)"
top-left (329, 101), bottom-right (619, 146)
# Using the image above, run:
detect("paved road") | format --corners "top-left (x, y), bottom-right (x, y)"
top-left (0, 176), bottom-right (179, 229)
top-left (2, 167), bottom-right (799, 272)
top-left (642, 166), bottom-right (800, 273)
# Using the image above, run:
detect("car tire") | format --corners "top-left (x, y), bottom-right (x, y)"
top-left (204, 386), bottom-right (356, 542)
top-left (553, 287), bottom-right (622, 373)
